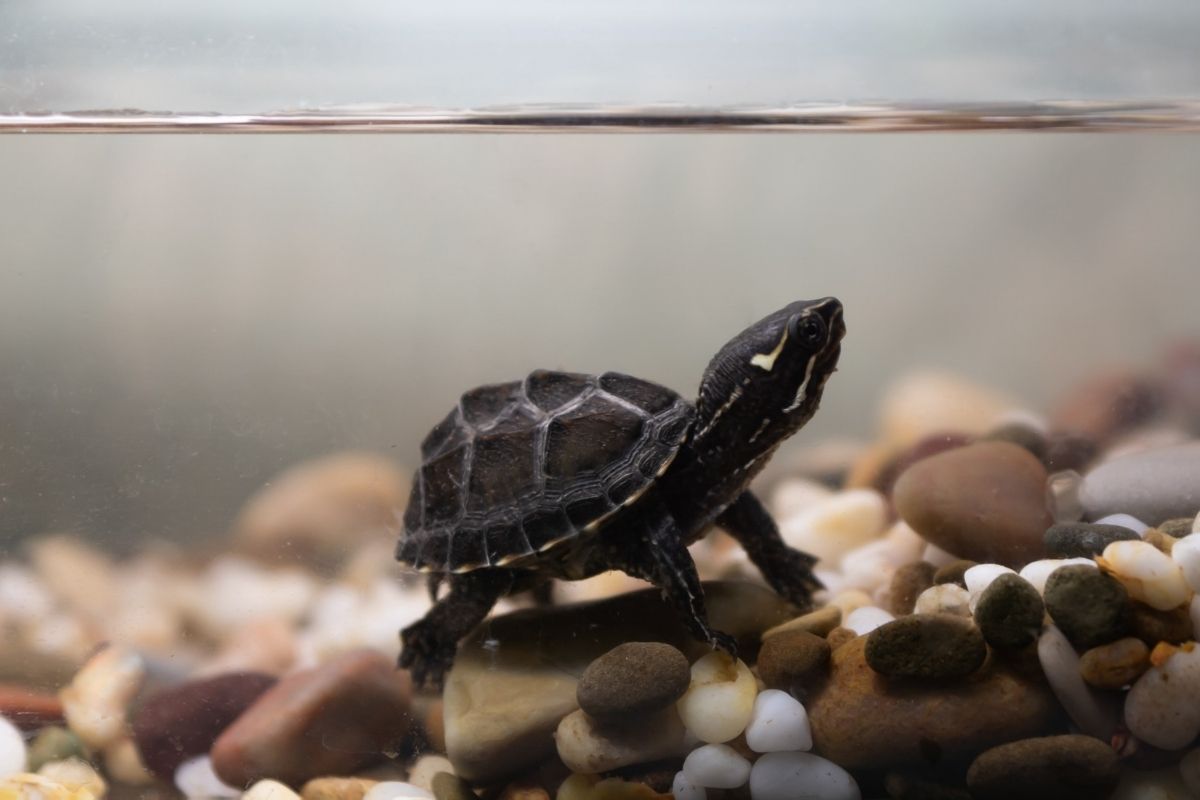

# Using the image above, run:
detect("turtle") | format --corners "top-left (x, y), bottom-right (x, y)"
top-left (396, 297), bottom-right (846, 687)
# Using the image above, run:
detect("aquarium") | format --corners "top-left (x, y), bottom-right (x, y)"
top-left (3, 2), bottom-right (1200, 799)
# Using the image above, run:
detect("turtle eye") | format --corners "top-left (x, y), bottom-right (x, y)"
top-left (790, 314), bottom-right (826, 348)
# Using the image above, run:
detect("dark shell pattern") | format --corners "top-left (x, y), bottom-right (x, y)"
top-left (397, 370), bottom-right (694, 574)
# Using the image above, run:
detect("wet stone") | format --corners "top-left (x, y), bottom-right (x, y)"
top-left (1129, 601), bottom-right (1194, 646)
top-left (973, 573), bottom-right (1044, 650)
top-left (1079, 441), bottom-right (1200, 525)
top-left (1160, 517), bottom-right (1196, 537)
top-left (886, 562), bottom-right (936, 616)
top-left (131, 671), bottom-right (277, 781)
top-left (0, 684), bottom-right (64, 732)
top-left (756, 629), bottom-right (831, 693)
top-left (825, 627), bottom-right (856, 650)
top-left (1042, 432), bottom-right (1098, 474)
top-left (1044, 522), bottom-right (1140, 558)
top-left (932, 560), bottom-right (976, 588)
top-left (430, 773), bottom-right (474, 800)
top-left (576, 643), bottom-right (690, 721)
top-left (1079, 638), bottom-right (1151, 690)
top-left (761, 605), bottom-right (841, 640)
top-left (983, 422), bottom-right (1047, 461)
top-left (965, 735), bottom-right (1121, 800)
top-left (1043, 565), bottom-right (1131, 649)
top-left (864, 614), bottom-right (986, 680)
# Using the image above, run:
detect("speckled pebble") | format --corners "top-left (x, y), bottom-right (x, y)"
top-left (1045, 522), bottom-right (1140, 558)
top-left (756, 629), bottom-right (831, 692)
top-left (675, 652), bottom-right (757, 744)
top-left (1124, 642), bottom-right (1200, 750)
top-left (748, 751), bottom-right (860, 800)
top-left (1044, 565), bottom-right (1131, 649)
top-left (965, 735), bottom-right (1121, 800)
top-left (865, 614), bottom-right (986, 679)
top-left (913, 583), bottom-right (971, 616)
top-left (973, 574), bottom-right (1044, 649)
top-left (682, 743), bottom-right (751, 789)
top-left (1098, 540), bottom-right (1193, 611)
top-left (1079, 638), bottom-right (1151, 690)
top-left (670, 771), bottom-right (705, 800)
top-left (843, 606), bottom-right (895, 635)
top-left (744, 689), bottom-right (812, 753)
top-left (577, 642), bottom-right (690, 721)
top-left (932, 559), bottom-right (976, 588)
top-left (886, 562), bottom-right (936, 615)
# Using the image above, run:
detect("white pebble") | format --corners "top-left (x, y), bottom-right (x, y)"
top-left (174, 756), bottom-right (240, 799)
top-left (676, 652), bottom-right (758, 744)
top-left (405, 754), bottom-right (453, 792)
top-left (0, 716), bottom-right (27, 780)
top-left (1095, 513), bottom-right (1150, 536)
top-left (1125, 643), bottom-right (1200, 750)
top-left (779, 490), bottom-right (887, 565)
top-left (744, 690), bottom-right (812, 753)
top-left (37, 758), bottom-right (106, 796)
top-left (60, 645), bottom-right (146, 749)
top-left (837, 542), bottom-right (898, 593)
top-left (1100, 540), bottom-right (1193, 610)
top-left (363, 782), bottom-right (434, 800)
top-left (1172, 534), bottom-right (1200, 593)
top-left (1182, 748), bottom-right (1200, 796)
top-left (827, 590), bottom-right (873, 617)
top-left (1019, 558), bottom-right (1097, 595)
top-left (682, 744), bottom-right (751, 789)
top-left (243, 779), bottom-right (302, 800)
top-left (963, 564), bottom-right (1016, 611)
top-left (842, 606), bottom-right (894, 635)
top-left (749, 751), bottom-right (860, 800)
top-left (1037, 626), bottom-right (1120, 740)
top-left (913, 584), bottom-right (971, 617)
top-left (672, 770), bottom-right (707, 800)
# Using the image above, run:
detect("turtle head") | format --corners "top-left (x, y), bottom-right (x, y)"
top-left (693, 297), bottom-right (845, 459)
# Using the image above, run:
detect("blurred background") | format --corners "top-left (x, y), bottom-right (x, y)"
top-left (2, 1), bottom-right (1199, 546)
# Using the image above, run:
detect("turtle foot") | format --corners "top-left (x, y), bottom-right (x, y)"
top-left (399, 619), bottom-right (457, 690)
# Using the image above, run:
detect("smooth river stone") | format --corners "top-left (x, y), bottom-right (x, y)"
top-left (893, 442), bottom-right (1053, 567)
top-left (442, 581), bottom-right (796, 784)
top-left (1080, 442), bottom-right (1200, 525)
top-left (807, 637), bottom-right (1059, 769)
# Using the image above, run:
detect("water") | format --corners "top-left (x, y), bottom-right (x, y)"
top-left (4, 100), bottom-right (1200, 133)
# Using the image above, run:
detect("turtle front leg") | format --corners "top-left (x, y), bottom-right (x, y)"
top-left (399, 569), bottom-right (514, 689)
top-left (615, 505), bottom-right (738, 658)
top-left (717, 491), bottom-right (822, 609)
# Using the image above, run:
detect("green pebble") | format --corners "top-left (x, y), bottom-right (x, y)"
top-left (26, 726), bottom-right (89, 772)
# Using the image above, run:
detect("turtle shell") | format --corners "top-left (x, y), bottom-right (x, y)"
top-left (396, 369), bottom-right (694, 574)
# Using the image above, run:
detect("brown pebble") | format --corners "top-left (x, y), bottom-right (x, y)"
top-left (1079, 637), bottom-right (1151, 690)
top-left (884, 772), bottom-right (972, 800)
top-left (887, 562), bottom-right (936, 616)
top-left (423, 698), bottom-right (446, 753)
top-left (432, 772), bottom-right (476, 800)
top-left (762, 605), bottom-right (841, 640)
top-left (933, 560), bottom-right (977, 588)
top-left (1130, 602), bottom-right (1193, 646)
top-left (1042, 432), bottom-right (1099, 473)
top-left (826, 627), bottom-right (856, 650)
top-left (1141, 529), bottom-right (1177, 555)
top-left (497, 780), bottom-right (551, 800)
top-left (300, 777), bottom-right (378, 800)
top-left (1051, 371), bottom-right (1165, 446)
top-left (966, 734), bottom-right (1120, 800)
top-left (604, 759), bottom-right (682, 794)
top-left (865, 614), bottom-right (987, 680)
top-left (577, 643), bottom-right (690, 721)
top-left (757, 629), bottom-right (831, 693)
top-left (0, 683), bottom-right (65, 731)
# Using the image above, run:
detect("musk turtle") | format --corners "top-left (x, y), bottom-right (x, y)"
top-left (397, 297), bottom-right (846, 686)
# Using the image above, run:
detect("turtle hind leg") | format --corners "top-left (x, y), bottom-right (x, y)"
top-left (717, 491), bottom-right (822, 609)
top-left (399, 569), bottom-right (514, 689)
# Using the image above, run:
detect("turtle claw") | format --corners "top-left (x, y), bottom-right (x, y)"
top-left (399, 620), bottom-right (456, 691)
top-left (707, 629), bottom-right (740, 661)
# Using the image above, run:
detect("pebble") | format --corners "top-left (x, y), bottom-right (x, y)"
top-left (879, 371), bottom-right (1017, 448)
top-left (778, 489), bottom-right (887, 566)
top-left (1080, 442), bottom-right (1200, 525)
top-left (670, 771), bottom-right (705, 800)
top-left (882, 773), bottom-right (971, 800)
top-left (1160, 517), bottom-right (1196, 537)
top-left (913, 584), bottom-right (971, 617)
top-left (576, 643), bottom-right (690, 721)
top-left (769, 478), bottom-right (834, 520)
top-left (557, 774), bottom-right (667, 800)
top-left (1052, 370), bottom-right (1164, 444)
top-left (1098, 540), bottom-right (1193, 611)
top-left (1110, 767), bottom-right (1192, 800)
top-left (842, 606), bottom-right (894, 635)
top-left (301, 777), bottom-right (380, 800)
top-left (864, 614), bottom-right (986, 679)
top-left (1018, 558), bottom-right (1097, 594)
top-left (824, 627), bottom-right (856, 650)
top-left (756, 629), bottom-right (831, 692)
top-left (932, 559), bottom-right (976, 587)
top-left (1042, 431), bottom-right (1099, 474)
top-left (104, 735), bottom-right (156, 786)
top-left (554, 708), bottom-right (686, 774)
top-left (1129, 601), bottom-right (1194, 645)
top-left (1044, 522), bottom-right (1140, 557)
top-left (0, 715), bottom-right (28, 780)
top-left (58, 644), bottom-right (146, 750)
top-left (1036, 626), bottom-right (1121, 740)
top-left (965, 735), bottom-right (1121, 800)
top-left (1172, 534), bottom-right (1200, 591)
top-left (0, 774), bottom-right (86, 800)
top-left (886, 562), bottom-right (935, 615)
top-left (210, 649), bottom-right (415, 788)
top-left (744, 689), bottom-right (812, 753)
top-left (131, 671), bottom-right (277, 780)
top-left (681, 743), bottom-right (751, 789)
top-left (963, 564), bottom-right (1016, 611)
top-left (676, 652), bottom-right (757, 744)
top-left (1142, 527), bottom-right (1177, 554)
top-left (1182, 748), bottom-right (1200, 796)
top-left (921, 542), bottom-right (961, 568)
top-left (1043, 565), bottom-right (1131, 649)
top-left (827, 590), bottom-right (873, 618)
top-left (1079, 637), bottom-right (1151, 689)
top-left (244, 780), bottom-right (304, 800)
top-left (973, 574), bottom-right (1044, 649)
top-left (893, 441), bottom-right (1053, 567)
top-left (748, 751), bottom-right (861, 800)
top-left (406, 755), bottom-right (455, 793)
top-left (984, 420), bottom-right (1047, 458)
top-left (874, 433), bottom-right (972, 498)
top-left (0, 685), bottom-right (64, 732)
top-left (442, 582), bottom-right (793, 784)
top-left (28, 536), bottom-right (121, 625)
top-left (761, 605), bottom-right (841, 640)
top-left (808, 636), bottom-right (1057, 768)
top-left (1095, 513), bottom-right (1151, 536)
top-left (363, 782), bottom-right (434, 800)
top-left (36, 758), bottom-right (106, 797)
top-left (1124, 642), bottom-right (1200, 750)
top-left (431, 773), bottom-right (474, 800)
top-left (175, 755), bottom-right (240, 799)
top-left (25, 727), bottom-right (86, 773)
